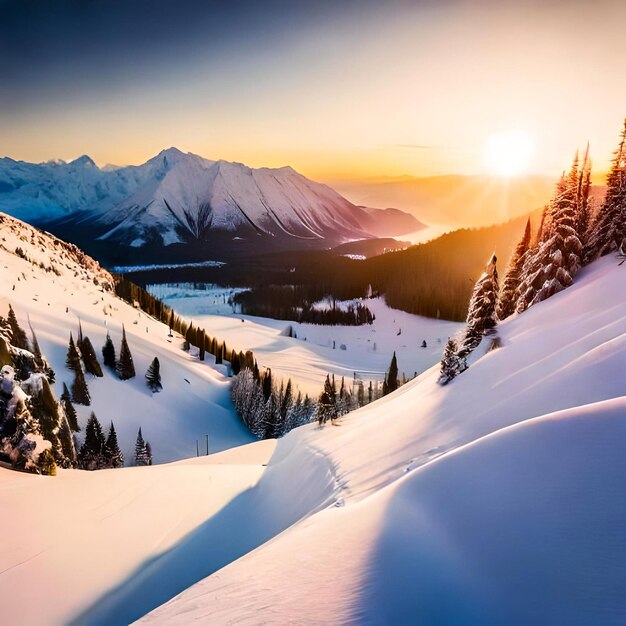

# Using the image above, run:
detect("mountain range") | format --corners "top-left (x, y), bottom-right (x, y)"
top-left (0, 149), bottom-right (423, 260)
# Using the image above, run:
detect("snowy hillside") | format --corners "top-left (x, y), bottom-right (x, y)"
top-left (0, 149), bottom-right (423, 249)
top-left (0, 213), bottom-right (254, 463)
top-left (137, 255), bottom-right (626, 624)
top-left (0, 223), bottom-right (624, 625)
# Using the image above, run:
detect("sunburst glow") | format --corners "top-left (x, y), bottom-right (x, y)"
top-left (484, 130), bottom-right (536, 177)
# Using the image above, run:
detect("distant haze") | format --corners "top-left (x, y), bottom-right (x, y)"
top-left (332, 175), bottom-right (558, 228)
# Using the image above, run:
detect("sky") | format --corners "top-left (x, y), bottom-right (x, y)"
top-left (1, 0), bottom-right (626, 182)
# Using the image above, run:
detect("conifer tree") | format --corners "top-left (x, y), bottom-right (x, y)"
top-left (586, 120), bottom-right (626, 261)
top-left (185, 324), bottom-right (195, 351)
top-left (459, 254), bottom-right (499, 357)
top-left (277, 378), bottom-right (293, 437)
top-left (102, 332), bottom-right (116, 370)
top-left (31, 376), bottom-right (62, 461)
top-left (134, 428), bottom-right (149, 466)
top-left (80, 336), bottom-right (103, 377)
top-left (57, 411), bottom-right (77, 466)
top-left (198, 330), bottom-right (206, 361)
top-left (29, 322), bottom-right (44, 370)
top-left (517, 160), bottom-right (583, 311)
top-left (145, 441), bottom-right (153, 466)
top-left (261, 369), bottom-right (273, 402)
top-left (79, 412), bottom-right (106, 470)
top-left (7, 305), bottom-right (29, 350)
top-left (60, 382), bottom-right (80, 432)
top-left (66, 333), bottom-right (81, 371)
top-left (438, 338), bottom-right (466, 385)
top-left (77, 320), bottom-right (84, 351)
top-left (71, 365), bottom-right (91, 406)
top-left (116, 326), bottom-right (136, 380)
top-left (231, 350), bottom-right (241, 375)
top-left (383, 352), bottom-right (399, 396)
top-left (104, 421), bottom-right (124, 468)
top-left (317, 375), bottom-right (338, 425)
top-left (496, 218), bottom-right (531, 321)
top-left (145, 357), bottom-right (162, 392)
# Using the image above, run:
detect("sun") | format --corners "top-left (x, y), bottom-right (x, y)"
top-left (483, 130), bottom-right (535, 177)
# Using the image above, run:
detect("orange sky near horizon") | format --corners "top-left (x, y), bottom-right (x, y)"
top-left (2, 1), bottom-right (626, 184)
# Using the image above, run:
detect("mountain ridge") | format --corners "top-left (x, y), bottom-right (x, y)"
top-left (0, 149), bottom-right (424, 256)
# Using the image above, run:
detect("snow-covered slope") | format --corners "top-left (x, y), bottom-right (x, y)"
top-left (1, 216), bottom-right (624, 625)
top-left (0, 213), bottom-right (254, 462)
top-left (0, 149), bottom-right (423, 249)
top-left (137, 255), bottom-right (626, 624)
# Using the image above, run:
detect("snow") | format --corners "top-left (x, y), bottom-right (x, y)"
top-left (138, 255), bottom-right (626, 624)
top-left (153, 287), bottom-right (462, 394)
top-left (0, 448), bottom-right (273, 626)
top-left (0, 209), bottom-right (625, 625)
top-left (0, 214), bottom-right (254, 463)
top-left (143, 399), bottom-right (626, 625)
top-left (0, 150), bottom-right (421, 245)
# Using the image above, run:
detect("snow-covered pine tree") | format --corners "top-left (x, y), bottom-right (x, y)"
top-left (102, 332), bottom-right (116, 370)
top-left (78, 412), bottom-right (106, 470)
top-left (80, 336), bottom-right (103, 377)
top-left (116, 326), bottom-right (136, 380)
top-left (458, 254), bottom-right (499, 357)
top-left (586, 119), bottom-right (626, 262)
top-left (145, 357), bottom-right (162, 392)
top-left (317, 375), bottom-right (338, 425)
top-left (71, 363), bottom-right (91, 406)
top-left (134, 427), bottom-right (149, 466)
top-left (276, 378), bottom-right (293, 437)
top-left (66, 333), bottom-right (81, 371)
top-left (438, 338), bottom-right (465, 385)
top-left (517, 158), bottom-right (583, 311)
top-left (60, 382), bottom-right (79, 431)
top-left (261, 369), bottom-right (273, 402)
top-left (383, 352), bottom-right (399, 396)
top-left (261, 391), bottom-right (278, 439)
top-left (145, 441), bottom-right (153, 465)
top-left (6, 305), bottom-right (29, 351)
top-left (57, 410), bottom-right (76, 467)
top-left (496, 218), bottom-right (531, 321)
top-left (29, 375), bottom-right (63, 463)
top-left (104, 421), bottom-right (124, 468)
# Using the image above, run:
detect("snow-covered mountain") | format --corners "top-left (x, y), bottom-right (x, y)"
top-left (0, 149), bottom-right (423, 251)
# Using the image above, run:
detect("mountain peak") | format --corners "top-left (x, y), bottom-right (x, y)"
top-left (70, 155), bottom-right (96, 168)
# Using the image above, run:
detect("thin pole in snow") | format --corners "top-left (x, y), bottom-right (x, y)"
top-left (205, 434), bottom-right (209, 456)
top-left (196, 440), bottom-right (199, 457)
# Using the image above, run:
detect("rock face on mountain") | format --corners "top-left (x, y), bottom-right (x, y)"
top-left (0, 148), bottom-right (423, 256)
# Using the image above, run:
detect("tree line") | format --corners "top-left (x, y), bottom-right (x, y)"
top-left (439, 121), bottom-right (626, 383)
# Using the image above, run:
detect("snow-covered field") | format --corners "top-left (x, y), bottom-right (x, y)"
top-left (1, 212), bottom-right (625, 625)
top-left (153, 285), bottom-right (461, 395)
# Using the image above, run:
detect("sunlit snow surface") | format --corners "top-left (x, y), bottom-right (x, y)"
top-left (1, 212), bottom-right (625, 625)
top-left (151, 284), bottom-right (462, 394)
